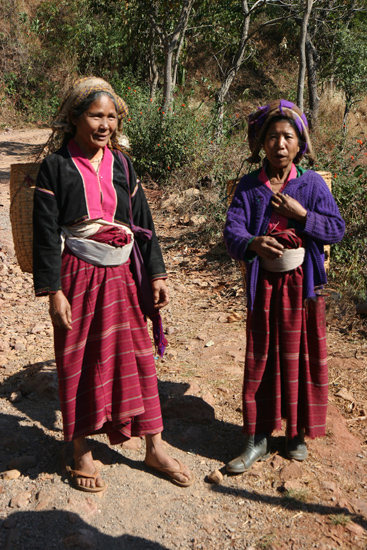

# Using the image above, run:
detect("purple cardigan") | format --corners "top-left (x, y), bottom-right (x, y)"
top-left (224, 169), bottom-right (345, 311)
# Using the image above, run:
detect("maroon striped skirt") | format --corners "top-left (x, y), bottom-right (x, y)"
top-left (243, 266), bottom-right (328, 439)
top-left (54, 248), bottom-right (163, 444)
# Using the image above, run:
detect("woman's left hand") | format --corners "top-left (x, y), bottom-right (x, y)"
top-left (271, 193), bottom-right (307, 223)
top-left (151, 279), bottom-right (169, 309)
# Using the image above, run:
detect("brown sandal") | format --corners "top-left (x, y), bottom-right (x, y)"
top-left (66, 465), bottom-right (107, 493)
top-left (145, 459), bottom-right (195, 488)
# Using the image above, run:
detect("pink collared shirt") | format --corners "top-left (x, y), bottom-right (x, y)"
top-left (258, 164), bottom-right (297, 232)
top-left (68, 140), bottom-right (117, 223)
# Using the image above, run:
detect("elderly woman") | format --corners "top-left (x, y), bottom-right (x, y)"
top-left (224, 100), bottom-right (345, 473)
top-left (33, 77), bottom-right (194, 491)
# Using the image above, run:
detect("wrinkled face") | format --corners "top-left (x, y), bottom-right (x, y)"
top-left (263, 120), bottom-right (300, 173)
top-left (72, 95), bottom-right (118, 155)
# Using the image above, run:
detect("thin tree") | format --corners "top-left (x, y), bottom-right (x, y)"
top-left (214, 0), bottom-right (302, 137)
top-left (285, 0), bottom-right (366, 126)
top-left (305, 32), bottom-right (320, 128)
top-left (148, 0), bottom-right (194, 111)
top-left (148, 26), bottom-right (159, 100)
top-left (215, 0), bottom-right (252, 138)
top-left (296, 0), bottom-right (313, 112)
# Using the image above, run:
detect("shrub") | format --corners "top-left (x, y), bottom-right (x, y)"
top-left (317, 136), bottom-right (367, 297)
top-left (114, 83), bottom-right (210, 181)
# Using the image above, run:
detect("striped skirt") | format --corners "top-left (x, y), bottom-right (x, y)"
top-left (243, 266), bottom-right (328, 439)
top-left (54, 248), bottom-right (163, 444)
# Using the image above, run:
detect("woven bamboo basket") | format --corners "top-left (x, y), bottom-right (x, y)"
top-left (10, 162), bottom-right (41, 273)
top-left (315, 171), bottom-right (331, 273)
top-left (226, 171), bottom-right (333, 286)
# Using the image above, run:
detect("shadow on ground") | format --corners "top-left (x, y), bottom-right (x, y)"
top-left (0, 510), bottom-right (171, 550)
top-left (0, 141), bottom-right (45, 184)
top-left (0, 141), bottom-right (44, 159)
top-left (0, 361), bottom-right (243, 468)
top-left (1, 363), bottom-right (367, 537)
top-left (211, 483), bottom-right (367, 532)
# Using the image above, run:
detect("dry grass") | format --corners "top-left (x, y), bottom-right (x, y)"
top-left (318, 85), bottom-right (367, 140)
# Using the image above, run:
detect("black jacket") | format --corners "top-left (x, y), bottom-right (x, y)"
top-left (33, 144), bottom-right (166, 295)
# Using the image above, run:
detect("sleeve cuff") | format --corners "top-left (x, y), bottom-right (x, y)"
top-left (243, 238), bottom-right (257, 262)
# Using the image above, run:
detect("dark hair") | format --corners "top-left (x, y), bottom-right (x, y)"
top-left (261, 115), bottom-right (306, 164)
top-left (62, 90), bottom-right (121, 147)
top-left (72, 90), bottom-right (118, 120)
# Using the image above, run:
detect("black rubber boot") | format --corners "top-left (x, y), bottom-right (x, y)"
top-left (226, 434), bottom-right (270, 474)
top-left (285, 428), bottom-right (308, 461)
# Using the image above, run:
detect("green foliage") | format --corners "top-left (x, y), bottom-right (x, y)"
top-left (116, 83), bottom-right (211, 180)
top-left (0, 0), bottom-right (151, 122)
top-left (283, 488), bottom-right (308, 502)
top-left (33, 0), bottom-right (145, 77)
top-left (191, 0), bottom-right (244, 53)
top-left (2, 49), bottom-right (63, 121)
top-left (317, 136), bottom-right (367, 296)
top-left (0, 0), bottom-right (69, 121)
top-left (331, 28), bottom-right (367, 104)
top-left (329, 513), bottom-right (350, 526)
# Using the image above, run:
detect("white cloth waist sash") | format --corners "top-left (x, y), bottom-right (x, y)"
top-left (62, 221), bottom-right (134, 267)
top-left (259, 247), bottom-right (305, 273)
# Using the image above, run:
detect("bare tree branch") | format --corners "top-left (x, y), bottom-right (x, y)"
top-left (297, 0), bottom-right (314, 111)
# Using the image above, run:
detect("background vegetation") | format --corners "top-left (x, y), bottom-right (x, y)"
top-left (1, 0), bottom-right (366, 298)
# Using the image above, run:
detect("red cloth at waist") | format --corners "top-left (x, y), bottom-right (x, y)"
top-left (87, 226), bottom-right (132, 247)
top-left (266, 227), bottom-right (304, 249)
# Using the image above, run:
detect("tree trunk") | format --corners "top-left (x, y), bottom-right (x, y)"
top-left (297, 0), bottom-right (313, 111)
top-left (163, 40), bottom-right (174, 111)
top-left (305, 32), bottom-right (320, 128)
top-left (173, 17), bottom-right (189, 89)
top-left (149, 26), bottom-right (159, 100)
top-left (342, 93), bottom-right (353, 136)
top-left (215, 0), bottom-right (251, 138)
top-left (149, 0), bottom-right (194, 112)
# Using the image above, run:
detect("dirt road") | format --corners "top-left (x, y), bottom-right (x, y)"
top-left (0, 128), bottom-right (367, 550)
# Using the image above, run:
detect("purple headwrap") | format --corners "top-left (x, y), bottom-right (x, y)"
top-left (247, 99), bottom-right (315, 165)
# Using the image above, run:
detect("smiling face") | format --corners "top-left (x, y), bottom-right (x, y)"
top-left (263, 119), bottom-right (300, 175)
top-left (72, 94), bottom-right (118, 157)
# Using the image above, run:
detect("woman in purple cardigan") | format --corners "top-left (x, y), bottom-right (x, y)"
top-left (224, 100), bottom-right (345, 474)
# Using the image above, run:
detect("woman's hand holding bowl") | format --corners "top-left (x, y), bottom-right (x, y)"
top-left (248, 236), bottom-right (284, 260)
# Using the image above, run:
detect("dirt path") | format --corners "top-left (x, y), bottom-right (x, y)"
top-left (0, 128), bottom-right (367, 550)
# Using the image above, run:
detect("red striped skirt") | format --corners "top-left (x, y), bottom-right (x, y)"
top-left (243, 266), bottom-right (328, 439)
top-left (54, 248), bottom-right (163, 444)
